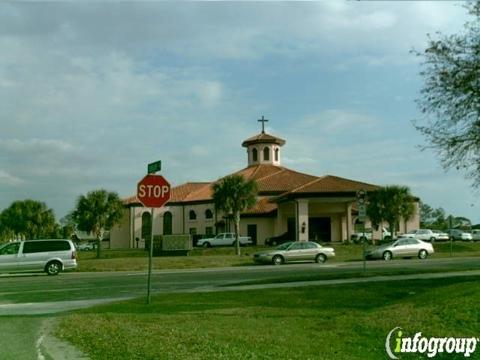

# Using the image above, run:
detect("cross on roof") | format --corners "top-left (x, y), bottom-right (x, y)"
top-left (258, 115), bottom-right (268, 133)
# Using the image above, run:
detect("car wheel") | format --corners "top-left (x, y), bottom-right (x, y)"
top-left (430, 237), bottom-right (436, 243)
top-left (418, 249), bottom-right (428, 259)
top-left (315, 254), bottom-right (327, 264)
top-left (272, 255), bottom-right (284, 265)
top-left (271, 240), bottom-right (277, 246)
top-left (45, 261), bottom-right (62, 276)
top-left (202, 242), bottom-right (211, 248)
top-left (382, 251), bottom-right (393, 261)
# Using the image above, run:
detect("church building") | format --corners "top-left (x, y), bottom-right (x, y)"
top-left (110, 118), bottom-right (420, 248)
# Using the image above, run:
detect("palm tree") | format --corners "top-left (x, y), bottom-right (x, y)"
top-left (367, 185), bottom-right (416, 240)
top-left (72, 189), bottom-right (124, 258)
top-left (0, 200), bottom-right (57, 239)
top-left (212, 175), bottom-right (258, 255)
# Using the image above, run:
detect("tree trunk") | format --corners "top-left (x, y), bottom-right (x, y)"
top-left (389, 219), bottom-right (396, 240)
top-left (234, 211), bottom-right (241, 256)
top-left (96, 237), bottom-right (102, 259)
top-left (96, 229), bottom-right (104, 259)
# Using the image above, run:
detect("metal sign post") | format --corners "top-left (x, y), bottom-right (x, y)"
top-left (449, 215), bottom-right (453, 257)
top-left (137, 161), bottom-right (171, 305)
top-left (356, 190), bottom-right (367, 274)
top-left (147, 207), bottom-right (154, 304)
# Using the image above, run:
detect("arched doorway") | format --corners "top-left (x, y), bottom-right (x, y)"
top-left (163, 211), bottom-right (172, 235)
top-left (141, 212), bottom-right (152, 245)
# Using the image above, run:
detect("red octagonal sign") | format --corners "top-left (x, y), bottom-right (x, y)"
top-left (137, 175), bottom-right (171, 208)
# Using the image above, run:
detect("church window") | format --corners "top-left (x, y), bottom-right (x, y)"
top-left (141, 212), bottom-right (152, 239)
top-left (252, 148), bottom-right (258, 162)
top-left (275, 148), bottom-right (279, 161)
top-left (263, 147), bottom-right (270, 161)
top-left (205, 209), bottom-right (213, 219)
top-left (163, 211), bottom-right (172, 235)
top-left (189, 210), bottom-right (197, 220)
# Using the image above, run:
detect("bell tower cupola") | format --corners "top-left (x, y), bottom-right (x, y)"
top-left (242, 116), bottom-right (286, 167)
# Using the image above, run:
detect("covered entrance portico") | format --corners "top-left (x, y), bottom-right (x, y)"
top-left (275, 196), bottom-right (356, 242)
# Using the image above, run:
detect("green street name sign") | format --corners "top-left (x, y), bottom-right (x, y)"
top-left (147, 160), bottom-right (161, 174)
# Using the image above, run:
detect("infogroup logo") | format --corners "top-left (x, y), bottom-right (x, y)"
top-left (385, 327), bottom-right (478, 359)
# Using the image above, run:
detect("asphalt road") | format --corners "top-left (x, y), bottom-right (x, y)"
top-left (0, 256), bottom-right (479, 315)
top-left (1, 257), bottom-right (480, 359)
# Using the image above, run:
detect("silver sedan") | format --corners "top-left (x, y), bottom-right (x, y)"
top-left (253, 241), bottom-right (335, 265)
top-left (365, 238), bottom-right (434, 261)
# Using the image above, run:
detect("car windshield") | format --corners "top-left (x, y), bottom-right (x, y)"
top-left (379, 241), bottom-right (395, 247)
top-left (276, 242), bottom-right (293, 250)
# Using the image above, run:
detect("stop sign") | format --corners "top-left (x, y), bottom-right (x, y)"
top-left (137, 175), bottom-right (171, 208)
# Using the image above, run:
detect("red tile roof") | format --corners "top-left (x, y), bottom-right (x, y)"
top-left (124, 165), bottom-right (380, 214)
top-left (242, 197), bottom-right (278, 215)
top-left (241, 132), bottom-right (286, 147)
top-left (289, 175), bottom-right (378, 194)
top-left (171, 182), bottom-right (211, 202)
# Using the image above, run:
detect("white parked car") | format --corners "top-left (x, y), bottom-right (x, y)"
top-left (448, 229), bottom-right (473, 241)
top-left (431, 230), bottom-right (449, 242)
top-left (470, 230), bottom-right (480, 241)
top-left (253, 241), bottom-right (335, 265)
top-left (197, 233), bottom-right (252, 248)
top-left (400, 229), bottom-right (442, 242)
top-left (76, 242), bottom-right (95, 251)
top-left (365, 238), bottom-right (434, 261)
top-left (351, 227), bottom-right (391, 243)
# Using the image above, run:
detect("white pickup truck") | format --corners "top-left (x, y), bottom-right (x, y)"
top-left (197, 233), bottom-right (253, 248)
top-left (351, 228), bottom-right (391, 243)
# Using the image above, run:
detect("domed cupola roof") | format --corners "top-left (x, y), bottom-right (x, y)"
top-left (241, 132), bottom-right (286, 148)
top-left (242, 116), bottom-right (285, 167)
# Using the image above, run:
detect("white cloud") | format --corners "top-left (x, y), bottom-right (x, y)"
top-left (301, 110), bottom-right (378, 135)
top-left (0, 170), bottom-right (24, 186)
top-left (0, 139), bottom-right (74, 153)
top-left (0, 1), bottom-right (476, 224)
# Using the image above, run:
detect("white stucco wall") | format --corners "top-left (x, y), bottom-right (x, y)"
top-left (110, 198), bottom-right (421, 248)
top-left (109, 209), bottom-right (131, 249)
top-left (247, 144), bottom-right (282, 166)
top-left (240, 217), bottom-right (275, 245)
top-left (182, 203), bottom-right (216, 235)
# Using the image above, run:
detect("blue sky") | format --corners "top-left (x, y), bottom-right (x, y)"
top-left (1, 1), bottom-right (478, 223)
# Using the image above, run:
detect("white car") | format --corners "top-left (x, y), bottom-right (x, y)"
top-left (0, 239), bottom-right (77, 275)
top-left (365, 238), bottom-right (434, 261)
top-left (471, 230), bottom-right (480, 241)
top-left (431, 230), bottom-right (449, 241)
top-left (253, 241), bottom-right (335, 265)
top-left (76, 242), bottom-right (95, 251)
top-left (351, 227), bottom-right (391, 243)
top-left (197, 233), bottom-right (252, 248)
top-left (448, 229), bottom-right (473, 241)
top-left (401, 229), bottom-right (441, 242)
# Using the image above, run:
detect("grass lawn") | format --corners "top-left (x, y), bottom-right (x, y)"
top-left (76, 247), bottom-right (258, 271)
top-left (0, 317), bottom-right (45, 359)
top-left (76, 242), bottom-right (480, 272)
top-left (55, 276), bottom-right (480, 359)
